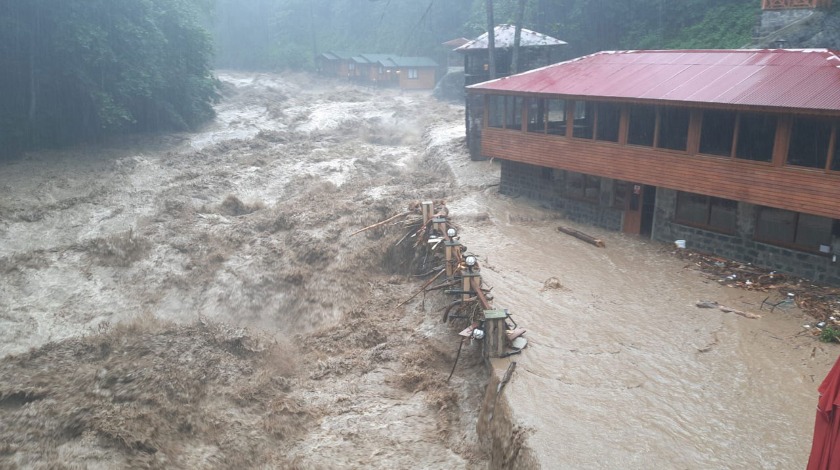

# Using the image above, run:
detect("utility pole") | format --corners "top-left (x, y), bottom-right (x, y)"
top-left (486, 0), bottom-right (496, 80)
top-left (511, 0), bottom-right (526, 75)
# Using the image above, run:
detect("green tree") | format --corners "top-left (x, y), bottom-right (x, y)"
top-left (0, 0), bottom-right (217, 154)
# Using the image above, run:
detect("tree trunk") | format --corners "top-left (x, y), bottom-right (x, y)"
top-left (28, 9), bottom-right (38, 126)
top-left (485, 0), bottom-right (496, 80)
top-left (309, 3), bottom-right (317, 64)
top-left (511, 0), bottom-right (526, 75)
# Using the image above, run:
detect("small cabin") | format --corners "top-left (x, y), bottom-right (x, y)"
top-left (468, 49), bottom-right (840, 284)
top-left (352, 54), bottom-right (397, 86)
top-left (380, 57), bottom-right (439, 90)
top-left (317, 51), bottom-right (356, 78)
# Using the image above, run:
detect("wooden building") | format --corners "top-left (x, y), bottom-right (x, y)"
top-left (351, 54), bottom-right (397, 86)
top-left (456, 25), bottom-right (568, 160)
top-left (317, 51), bottom-right (356, 78)
top-left (380, 56), bottom-right (439, 90)
top-left (467, 49), bottom-right (840, 284)
top-left (318, 51), bottom-right (438, 90)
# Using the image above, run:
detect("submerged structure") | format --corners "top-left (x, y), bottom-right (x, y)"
top-left (467, 48), bottom-right (840, 284)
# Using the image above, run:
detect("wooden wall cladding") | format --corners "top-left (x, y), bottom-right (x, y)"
top-left (482, 128), bottom-right (840, 219)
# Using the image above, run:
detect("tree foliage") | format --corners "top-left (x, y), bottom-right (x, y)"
top-left (0, 0), bottom-right (217, 153)
top-left (212, 0), bottom-right (762, 71)
top-left (212, 0), bottom-right (474, 70)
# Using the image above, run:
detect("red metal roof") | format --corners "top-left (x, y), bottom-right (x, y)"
top-left (467, 49), bottom-right (840, 111)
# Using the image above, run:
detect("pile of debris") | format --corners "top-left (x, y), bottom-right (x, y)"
top-left (353, 200), bottom-right (527, 367)
top-left (675, 248), bottom-right (840, 327)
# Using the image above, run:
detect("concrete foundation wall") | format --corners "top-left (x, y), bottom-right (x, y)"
top-left (499, 159), bottom-right (840, 284)
top-left (652, 188), bottom-right (840, 285)
top-left (499, 160), bottom-right (623, 231)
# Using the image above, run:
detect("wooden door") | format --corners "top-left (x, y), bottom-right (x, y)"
top-left (622, 183), bottom-right (644, 234)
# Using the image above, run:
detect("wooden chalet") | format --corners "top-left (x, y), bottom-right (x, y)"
top-left (455, 25), bottom-right (567, 86)
top-left (318, 51), bottom-right (438, 90)
top-left (456, 25), bottom-right (568, 160)
top-left (381, 56), bottom-right (439, 90)
top-left (351, 54), bottom-right (398, 86)
top-left (317, 51), bottom-right (357, 78)
top-left (467, 49), bottom-right (840, 284)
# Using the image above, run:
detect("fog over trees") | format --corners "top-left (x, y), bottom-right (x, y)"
top-left (0, 0), bottom-right (217, 153)
top-left (213, 0), bottom-right (758, 70)
top-left (0, 0), bottom-right (763, 152)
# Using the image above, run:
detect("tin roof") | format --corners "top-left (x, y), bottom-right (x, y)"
top-left (387, 56), bottom-right (438, 68)
top-left (354, 54), bottom-right (395, 64)
top-left (455, 25), bottom-right (567, 51)
top-left (443, 37), bottom-right (471, 49)
top-left (468, 49), bottom-right (840, 111)
top-left (321, 51), bottom-right (355, 60)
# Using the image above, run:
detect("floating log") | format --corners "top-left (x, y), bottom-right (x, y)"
top-left (556, 225), bottom-right (605, 248)
top-left (397, 269), bottom-right (445, 307)
top-left (718, 305), bottom-right (762, 319)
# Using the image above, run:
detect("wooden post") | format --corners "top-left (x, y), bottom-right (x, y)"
top-left (444, 240), bottom-right (459, 278)
top-left (432, 217), bottom-right (447, 237)
top-left (421, 201), bottom-right (433, 225)
top-left (483, 309), bottom-right (507, 358)
top-left (462, 272), bottom-right (474, 301)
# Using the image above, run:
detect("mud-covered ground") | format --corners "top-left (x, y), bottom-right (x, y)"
top-left (1, 71), bottom-right (837, 470)
top-left (0, 72), bottom-right (490, 469)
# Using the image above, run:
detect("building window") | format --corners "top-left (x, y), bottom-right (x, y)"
top-left (596, 103), bottom-right (621, 143)
top-left (408, 68), bottom-right (418, 79)
top-left (674, 192), bottom-right (737, 234)
top-left (834, 142), bottom-right (840, 172)
top-left (505, 96), bottom-right (523, 130)
top-left (754, 207), bottom-right (833, 251)
top-left (527, 98), bottom-right (546, 133)
top-left (699, 110), bottom-right (737, 157)
top-left (735, 113), bottom-right (776, 162)
top-left (348, 62), bottom-right (356, 71)
top-left (566, 172), bottom-right (600, 202)
top-left (627, 105), bottom-right (656, 147)
top-left (613, 180), bottom-right (631, 209)
top-left (657, 107), bottom-right (690, 151)
top-left (487, 95), bottom-right (504, 128)
top-left (572, 101), bottom-right (594, 139)
top-left (546, 99), bottom-right (567, 136)
top-left (787, 117), bottom-right (832, 169)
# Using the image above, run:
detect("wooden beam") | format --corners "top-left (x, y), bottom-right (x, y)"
top-left (556, 225), bottom-right (606, 248)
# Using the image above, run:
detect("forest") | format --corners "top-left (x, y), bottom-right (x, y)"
top-left (0, 0), bottom-right (784, 152)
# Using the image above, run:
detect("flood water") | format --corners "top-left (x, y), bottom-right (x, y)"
top-left (0, 70), bottom-right (836, 469)
top-left (446, 187), bottom-right (837, 469)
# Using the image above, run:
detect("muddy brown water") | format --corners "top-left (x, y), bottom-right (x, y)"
top-left (0, 71), bottom-right (836, 469)
top-left (446, 189), bottom-right (838, 469)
